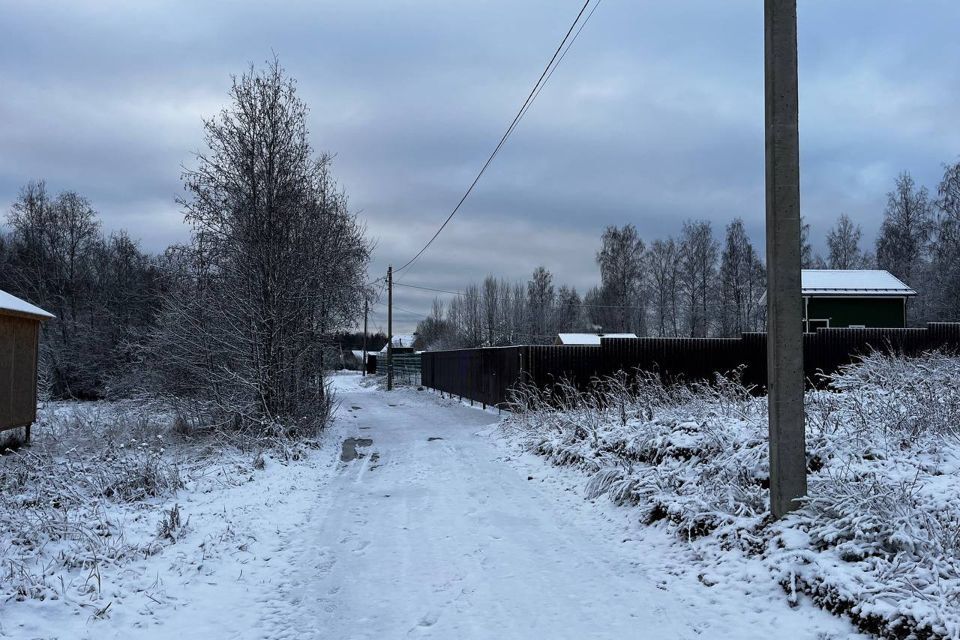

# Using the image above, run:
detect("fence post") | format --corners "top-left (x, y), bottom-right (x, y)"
top-left (386, 265), bottom-right (394, 391)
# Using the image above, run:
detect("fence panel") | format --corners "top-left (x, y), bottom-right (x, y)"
top-left (419, 324), bottom-right (960, 407)
top-left (391, 353), bottom-right (422, 387)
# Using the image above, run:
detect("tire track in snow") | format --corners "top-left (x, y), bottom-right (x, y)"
top-left (166, 373), bottom-right (863, 640)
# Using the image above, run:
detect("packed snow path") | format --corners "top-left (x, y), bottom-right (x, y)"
top-left (242, 374), bottom-right (858, 640)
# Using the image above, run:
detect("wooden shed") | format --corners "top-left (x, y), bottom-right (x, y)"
top-left (761, 270), bottom-right (917, 331)
top-left (1, 289), bottom-right (54, 441)
top-left (800, 270), bottom-right (916, 330)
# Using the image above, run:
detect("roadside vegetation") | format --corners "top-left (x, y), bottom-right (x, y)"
top-left (504, 351), bottom-right (960, 639)
top-left (0, 400), bottom-right (322, 613)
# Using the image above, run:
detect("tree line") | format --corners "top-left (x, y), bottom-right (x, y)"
top-left (0, 60), bottom-right (371, 433)
top-left (416, 161), bottom-right (960, 349)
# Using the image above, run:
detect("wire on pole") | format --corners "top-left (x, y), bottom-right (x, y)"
top-left (392, 0), bottom-right (596, 278)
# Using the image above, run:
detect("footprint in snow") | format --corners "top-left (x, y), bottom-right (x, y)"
top-left (353, 540), bottom-right (370, 554)
top-left (417, 611), bottom-right (439, 628)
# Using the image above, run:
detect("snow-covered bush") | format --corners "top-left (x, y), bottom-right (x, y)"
top-left (505, 352), bottom-right (960, 639)
top-left (0, 403), bottom-right (180, 603)
top-left (509, 369), bottom-right (771, 538)
top-left (0, 397), bottom-right (320, 608)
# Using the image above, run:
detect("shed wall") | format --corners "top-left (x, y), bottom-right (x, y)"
top-left (806, 297), bottom-right (905, 328)
top-left (0, 315), bottom-right (40, 431)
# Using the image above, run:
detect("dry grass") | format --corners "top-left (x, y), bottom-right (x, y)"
top-left (0, 391), bottom-right (333, 607)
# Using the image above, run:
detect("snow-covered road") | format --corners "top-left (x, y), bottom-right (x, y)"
top-left (7, 372), bottom-right (861, 639)
top-left (242, 374), bottom-right (860, 640)
top-left (263, 379), bottom-right (696, 639)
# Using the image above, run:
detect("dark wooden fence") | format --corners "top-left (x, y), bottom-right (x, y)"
top-left (419, 323), bottom-right (960, 408)
top-left (421, 347), bottom-right (525, 408)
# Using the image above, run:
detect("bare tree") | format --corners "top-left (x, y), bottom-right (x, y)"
top-left (798, 216), bottom-right (827, 268)
top-left (481, 276), bottom-right (500, 346)
top-left (554, 285), bottom-right (584, 333)
top-left (718, 219), bottom-right (765, 336)
top-left (595, 224), bottom-right (646, 334)
top-left (462, 283), bottom-right (484, 347)
top-left (150, 59), bottom-right (370, 430)
top-left (929, 160), bottom-right (960, 320)
top-left (826, 213), bottom-right (871, 269)
top-left (646, 238), bottom-right (680, 336)
top-left (876, 172), bottom-right (934, 323)
top-left (418, 271), bottom-right (582, 348)
top-left (5, 182), bottom-right (162, 398)
top-left (415, 299), bottom-right (456, 350)
top-left (508, 282), bottom-right (527, 344)
top-left (526, 266), bottom-right (555, 344)
top-left (678, 220), bottom-right (718, 337)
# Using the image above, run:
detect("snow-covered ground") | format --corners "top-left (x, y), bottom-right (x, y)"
top-left (2, 371), bottom-right (864, 639)
top-left (501, 354), bottom-right (960, 640)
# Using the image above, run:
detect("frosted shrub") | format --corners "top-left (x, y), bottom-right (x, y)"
top-left (814, 351), bottom-right (960, 442)
top-left (0, 402), bottom-right (183, 603)
top-left (510, 368), bottom-right (771, 537)
top-left (789, 353), bottom-right (960, 638)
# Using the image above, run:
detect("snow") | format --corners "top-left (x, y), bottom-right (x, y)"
top-left (557, 332), bottom-right (637, 345)
top-left (503, 353), bottom-right (960, 639)
top-left (0, 288), bottom-right (55, 319)
top-left (801, 269), bottom-right (916, 296)
top-left (380, 334), bottom-right (416, 352)
top-left (1, 372), bottom-right (863, 639)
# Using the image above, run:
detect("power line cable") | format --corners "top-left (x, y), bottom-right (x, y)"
top-left (393, 0), bottom-right (594, 277)
top-left (373, 300), bottom-right (430, 319)
top-left (388, 282), bottom-right (652, 311)
top-left (516, 0), bottom-right (603, 130)
top-left (392, 282), bottom-right (464, 296)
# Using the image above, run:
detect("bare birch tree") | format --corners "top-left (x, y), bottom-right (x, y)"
top-left (678, 220), bottom-right (718, 337)
top-left (596, 225), bottom-right (646, 334)
top-left (526, 266), bottom-right (555, 344)
top-left (930, 161), bottom-right (960, 319)
top-left (826, 213), bottom-right (871, 269)
top-left (149, 59), bottom-right (370, 431)
top-left (718, 219), bottom-right (765, 336)
top-left (647, 237), bottom-right (680, 336)
top-left (876, 172), bottom-right (934, 323)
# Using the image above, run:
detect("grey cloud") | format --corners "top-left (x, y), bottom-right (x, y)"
top-left (2, 0), bottom-right (958, 332)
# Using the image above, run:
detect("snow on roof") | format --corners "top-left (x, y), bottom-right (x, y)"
top-left (0, 289), bottom-right (55, 320)
top-left (557, 333), bottom-right (637, 345)
top-left (801, 270), bottom-right (916, 296)
top-left (380, 334), bottom-right (416, 352)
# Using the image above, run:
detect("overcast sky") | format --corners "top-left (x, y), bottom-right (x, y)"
top-left (2, 0), bottom-right (959, 332)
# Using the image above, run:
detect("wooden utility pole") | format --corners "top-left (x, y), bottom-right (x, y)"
top-left (362, 298), bottom-right (368, 377)
top-left (764, 0), bottom-right (807, 517)
top-left (387, 265), bottom-right (394, 391)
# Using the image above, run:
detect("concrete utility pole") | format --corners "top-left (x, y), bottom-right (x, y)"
top-left (362, 298), bottom-right (368, 377)
top-left (387, 265), bottom-right (394, 391)
top-left (764, 0), bottom-right (807, 518)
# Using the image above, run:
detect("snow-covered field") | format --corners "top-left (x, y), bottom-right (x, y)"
top-left (3, 362), bottom-right (948, 639)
